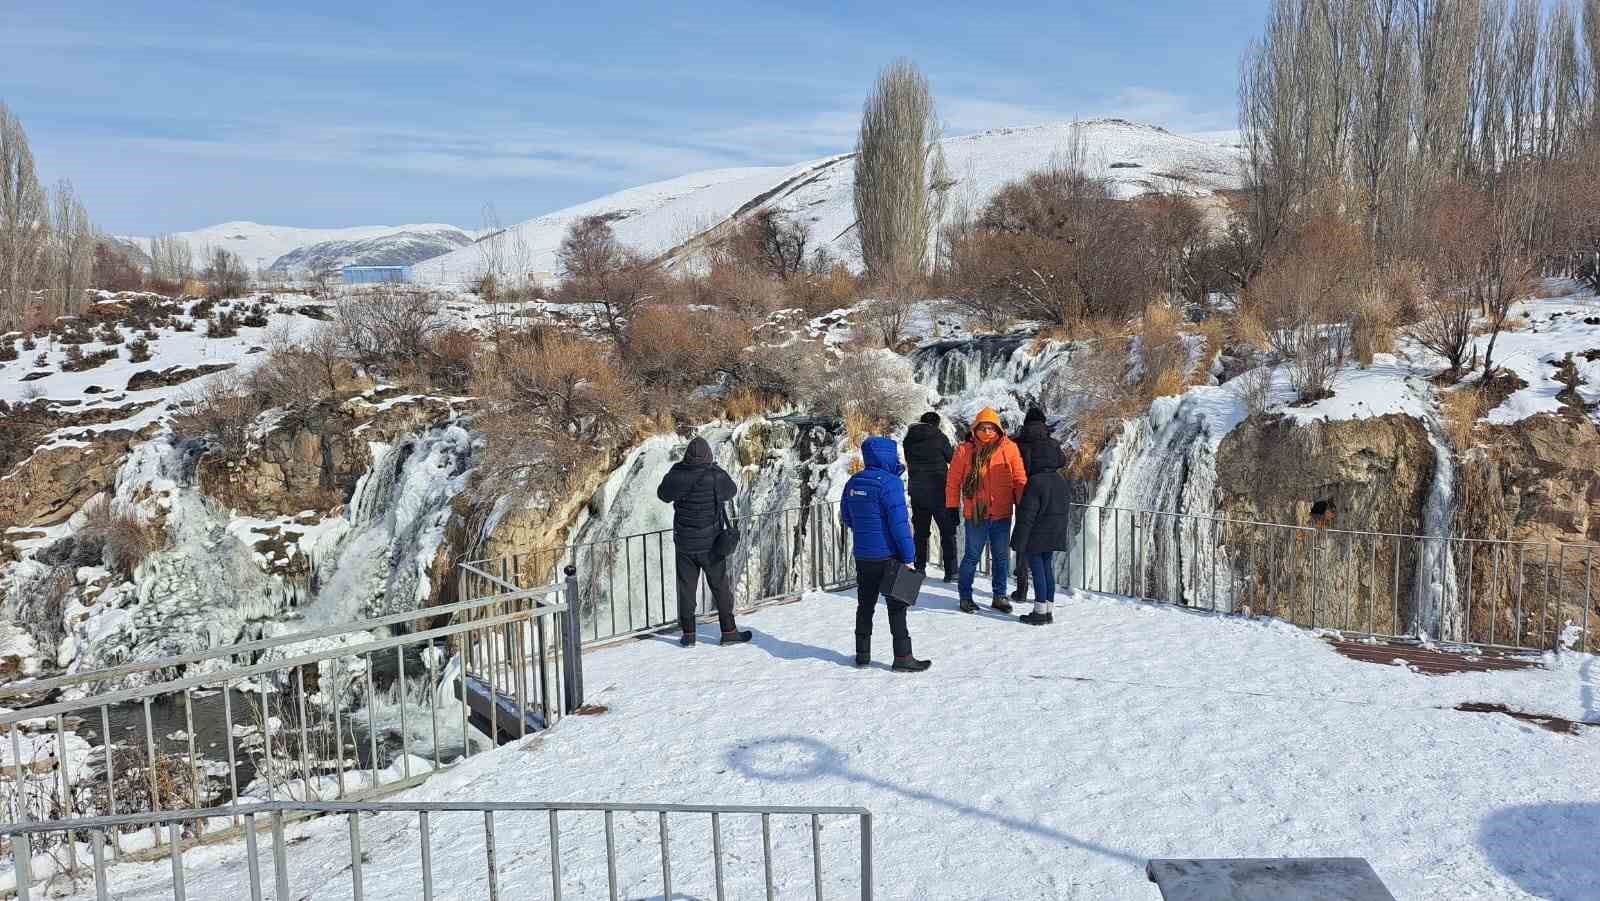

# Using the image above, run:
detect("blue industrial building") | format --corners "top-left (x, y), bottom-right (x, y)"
top-left (341, 265), bottom-right (411, 284)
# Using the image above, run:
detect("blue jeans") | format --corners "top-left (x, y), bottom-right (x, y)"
top-left (1026, 551), bottom-right (1056, 603)
top-left (959, 518), bottom-right (1011, 600)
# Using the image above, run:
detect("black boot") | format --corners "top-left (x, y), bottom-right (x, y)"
top-left (959, 598), bottom-right (978, 614)
top-left (1009, 586), bottom-right (1028, 602)
top-left (991, 596), bottom-right (1014, 614)
top-left (1020, 610), bottom-right (1054, 626)
top-left (680, 633), bottom-right (697, 647)
top-left (720, 629), bottom-right (753, 645)
top-left (854, 636), bottom-right (871, 668)
top-left (892, 655), bottom-right (932, 673)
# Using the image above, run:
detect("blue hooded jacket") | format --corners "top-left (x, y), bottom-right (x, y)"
top-left (840, 437), bottom-right (917, 562)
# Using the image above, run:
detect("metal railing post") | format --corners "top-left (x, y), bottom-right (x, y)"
top-left (562, 566), bottom-right (584, 714)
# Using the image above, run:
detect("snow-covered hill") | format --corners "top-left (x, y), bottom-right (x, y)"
top-left (120, 221), bottom-right (473, 274)
top-left (418, 119), bottom-right (1245, 285)
top-left (270, 225), bottom-right (475, 274)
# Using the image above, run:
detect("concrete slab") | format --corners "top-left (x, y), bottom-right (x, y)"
top-left (1146, 858), bottom-right (1397, 901)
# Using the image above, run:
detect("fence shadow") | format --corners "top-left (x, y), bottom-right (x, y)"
top-left (723, 735), bottom-right (1144, 868)
top-left (1479, 802), bottom-right (1600, 898)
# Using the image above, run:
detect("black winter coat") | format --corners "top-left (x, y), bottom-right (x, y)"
top-left (1010, 441), bottom-right (1070, 554)
top-left (657, 462), bottom-right (738, 556)
top-left (901, 422), bottom-right (954, 510)
top-left (1013, 420), bottom-right (1056, 479)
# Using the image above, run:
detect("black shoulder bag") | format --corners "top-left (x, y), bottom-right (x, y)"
top-left (691, 468), bottom-right (741, 561)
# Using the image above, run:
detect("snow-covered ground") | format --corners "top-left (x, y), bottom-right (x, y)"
top-left (63, 584), bottom-right (1600, 900)
top-left (1462, 288), bottom-right (1600, 424)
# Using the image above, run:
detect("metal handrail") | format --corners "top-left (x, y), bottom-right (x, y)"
top-left (0, 585), bottom-right (563, 703)
top-left (1073, 502), bottom-right (1600, 549)
top-left (0, 599), bottom-right (560, 727)
top-left (6, 799), bottom-right (874, 901)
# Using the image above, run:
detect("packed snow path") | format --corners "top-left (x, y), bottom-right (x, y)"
top-left (66, 585), bottom-right (1600, 899)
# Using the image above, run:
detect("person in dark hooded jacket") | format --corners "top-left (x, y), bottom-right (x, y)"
top-left (902, 412), bottom-right (956, 580)
top-left (1008, 407), bottom-right (1052, 601)
top-left (656, 437), bottom-right (751, 647)
top-left (1009, 433), bottom-right (1069, 625)
top-left (840, 437), bottom-right (931, 672)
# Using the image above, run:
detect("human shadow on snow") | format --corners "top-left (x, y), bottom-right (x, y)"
top-left (1479, 802), bottom-right (1600, 899)
top-left (724, 735), bottom-right (1145, 868)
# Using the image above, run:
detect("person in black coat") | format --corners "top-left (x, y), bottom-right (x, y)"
top-left (902, 412), bottom-right (957, 580)
top-left (656, 436), bottom-right (751, 647)
top-left (1009, 435), bottom-right (1069, 626)
top-left (1008, 407), bottom-right (1052, 600)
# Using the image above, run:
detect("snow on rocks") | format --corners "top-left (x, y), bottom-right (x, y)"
top-left (61, 585), bottom-right (1600, 900)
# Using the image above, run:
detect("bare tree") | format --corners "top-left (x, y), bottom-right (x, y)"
top-left (853, 59), bottom-right (940, 284)
top-left (1356, 0), bottom-right (1416, 243)
top-left (49, 180), bottom-right (94, 315)
top-left (0, 101), bottom-right (49, 328)
top-left (149, 233), bottom-right (193, 285)
top-left (555, 216), bottom-right (661, 352)
top-left (201, 246), bottom-right (249, 299)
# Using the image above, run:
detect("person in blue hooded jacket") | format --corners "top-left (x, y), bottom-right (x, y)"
top-left (840, 437), bottom-right (932, 673)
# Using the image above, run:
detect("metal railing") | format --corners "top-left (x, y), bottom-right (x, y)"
top-left (1, 580), bottom-right (574, 860)
top-left (464, 500), bottom-right (854, 646)
top-left (3, 799), bottom-right (873, 901)
top-left (1065, 503), bottom-right (1599, 653)
top-left (0, 587), bottom-right (563, 704)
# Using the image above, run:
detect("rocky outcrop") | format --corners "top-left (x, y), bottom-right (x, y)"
top-left (126, 363), bottom-right (235, 392)
top-left (1455, 414), bottom-right (1600, 648)
top-left (0, 427), bottom-right (155, 534)
top-left (1214, 413), bottom-right (1436, 633)
top-left (1460, 414), bottom-right (1600, 544)
top-left (196, 392), bottom-right (464, 517)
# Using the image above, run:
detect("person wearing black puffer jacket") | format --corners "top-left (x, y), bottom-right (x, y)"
top-left (902, 412), bottom-right (956, 580)
top-left (1009, 435), bottom-right (1070, 625)
top-left (656, 437), bottom-right (751, 647)
top-left (1008, 407), bottom-right (1052, 601)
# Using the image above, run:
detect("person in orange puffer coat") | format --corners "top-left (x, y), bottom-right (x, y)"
top-left (944, 407), bottom-right (1028, 613)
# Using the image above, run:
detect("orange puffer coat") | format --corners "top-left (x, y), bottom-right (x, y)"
top-left (944, 408), bottom-right (1028, 521)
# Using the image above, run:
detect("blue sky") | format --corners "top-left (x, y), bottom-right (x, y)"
top-left (5, 1), bottom-right (1268, 234)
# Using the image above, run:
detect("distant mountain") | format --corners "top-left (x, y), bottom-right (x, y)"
top-left (270, 226), bottom-right (474, 274)
top-left (416, 119), bottom-right (1245, 285)
top-left (120, 221), bottom-right (472, 274)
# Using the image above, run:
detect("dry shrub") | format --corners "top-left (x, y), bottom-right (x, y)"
top-left (427, 328), bottom-right (478, 392)
top-left (80, 495), bottom-right (166, 579)
top-left (826, 350), bottom-right (923, 430)
top-left (699, 262), bottom-right (784, 320)
top-left (336, 287), bottom-right (443, 374)
top-left (721, 389), bottom-right (770, 421)
top-left (625, 305), bottom-right (751, 392)
top-left (1442, 386), bottom-right (1489, 450)
top-left (472, 330), bottom-right (640, 505)
top-left (172, 370), bottom-right (264, 452)
top-left (784, 264), bottom-right (859, 316)
top-left (1233, 365), bottom-right (1274, 416)
top-left (843, 408), bottom-right (872, 447)
top-left (1137, 299), bottom-right (1189, 398)
top-left (1241, 216), bottom-right (1371, 400)
top-left (726, 209), bottom-right (810, 281)
top-left (1349, 285), bottom-right (1396, 366)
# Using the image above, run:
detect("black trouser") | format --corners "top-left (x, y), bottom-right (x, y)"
top-left (911, 504), bottom-right (957, 574)
top-left (855, 557), bottom-right (912, 658)
top-left (675, 550), bottom-right (737, 635)
top-left (1014, 549), bottom-right (1030, 594)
